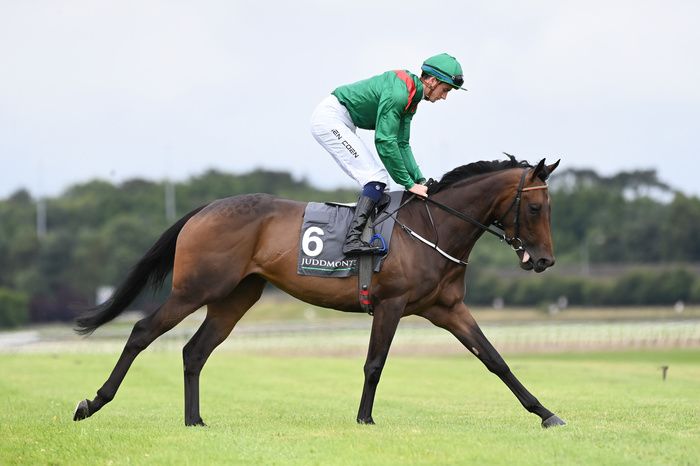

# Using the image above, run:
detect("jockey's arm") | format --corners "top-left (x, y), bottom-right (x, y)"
top-left (375, 89), bottom-right (423, 190)
top-left (397, 114), bottom-right (425, 184)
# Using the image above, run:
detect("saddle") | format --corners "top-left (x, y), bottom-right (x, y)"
top-left (296, 192), bottom-right (403, 313)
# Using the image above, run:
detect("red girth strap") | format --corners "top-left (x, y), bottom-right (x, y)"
top-left (394, 70), bottom-right (417, 113)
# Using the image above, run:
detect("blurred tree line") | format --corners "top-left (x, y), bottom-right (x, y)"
top-left (1, 166), bottom-right (699, 327)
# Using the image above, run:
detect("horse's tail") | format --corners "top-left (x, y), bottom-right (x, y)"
top-left (74, 204), bottom-right (208, 335)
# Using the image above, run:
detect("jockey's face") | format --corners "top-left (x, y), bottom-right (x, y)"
top-left (422, 76), bottom-right (453, 102)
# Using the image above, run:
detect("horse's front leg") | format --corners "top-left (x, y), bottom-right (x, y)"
top-left (422, 303), bottom-right (566, 428)
top-left (356, 296), bottom-right (405, 425)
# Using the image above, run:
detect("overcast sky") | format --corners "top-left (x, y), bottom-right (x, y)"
top-left (1, 1), bottom-right (698, 199)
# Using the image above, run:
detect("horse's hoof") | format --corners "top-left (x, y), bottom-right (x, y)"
top-left (73, 399), bottom-right (91, 421)
top-left (186, 418), bottom-right (207, 427)
top-left (541, 414), bottom-right (566, 428)
top-left (357, 417), bottom-right (375, 425)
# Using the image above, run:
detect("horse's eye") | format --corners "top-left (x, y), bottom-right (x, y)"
top-left (529, 204), bottom-right (542, 214)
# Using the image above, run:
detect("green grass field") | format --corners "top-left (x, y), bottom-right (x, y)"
top-left (1, 349), bottom-right (698, 465)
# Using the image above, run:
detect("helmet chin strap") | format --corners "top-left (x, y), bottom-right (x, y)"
top-left (423, 81), bottom-right (437, 101)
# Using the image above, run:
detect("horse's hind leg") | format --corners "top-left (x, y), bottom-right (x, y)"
top-left (183, 275), bottom-right (266, 426)
top-left (422, 303), bottom-right (566, 428)
top-left (73, 292), bottom-right (203, 421)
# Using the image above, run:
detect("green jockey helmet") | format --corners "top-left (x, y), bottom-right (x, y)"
top-left (421, 53), bottom-right (466, 90)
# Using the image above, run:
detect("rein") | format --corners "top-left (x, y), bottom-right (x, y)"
top-left (373, 195), bottom-right (470, 265)
top-left (376, 169), bottom-right (549, 266)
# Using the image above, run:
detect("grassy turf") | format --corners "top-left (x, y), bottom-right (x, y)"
top-left (0, 349), bottom-right (698, 465)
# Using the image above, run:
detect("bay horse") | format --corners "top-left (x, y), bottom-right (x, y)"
top-left (73, 157), bottom-right (566, 428)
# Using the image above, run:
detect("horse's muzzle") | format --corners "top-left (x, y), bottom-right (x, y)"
top-left (518, 250), bottom-right (555, 273)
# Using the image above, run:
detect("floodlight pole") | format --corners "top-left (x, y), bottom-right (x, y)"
top-left (36, 197), bottom-right (47, 239)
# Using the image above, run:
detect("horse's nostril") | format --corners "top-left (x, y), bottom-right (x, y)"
top-left (537, 258), bottom-right (554, 269)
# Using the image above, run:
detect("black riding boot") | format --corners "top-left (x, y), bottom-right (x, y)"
top-left (342, 195), bottom-right (379, 255)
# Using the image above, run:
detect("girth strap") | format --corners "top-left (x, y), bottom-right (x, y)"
top-left (358, 216), bottom-right (375, 315)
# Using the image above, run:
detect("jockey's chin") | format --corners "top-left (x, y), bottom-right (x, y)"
top-left (423, 80), bottom-right (452, 102)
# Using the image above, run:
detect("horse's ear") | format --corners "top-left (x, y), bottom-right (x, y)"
top-left (530, 159), bottom-right (546, 182)
top-left (530, 158), bottom-right (560, 182)
top-left (546, 159), bottom-right (561, 178)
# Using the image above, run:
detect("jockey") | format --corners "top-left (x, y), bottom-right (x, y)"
top-left (311, 53), bottom-right (466, 255)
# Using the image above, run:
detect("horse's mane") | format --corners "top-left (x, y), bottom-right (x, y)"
top-left (427, 154), bottom-right (533, 195)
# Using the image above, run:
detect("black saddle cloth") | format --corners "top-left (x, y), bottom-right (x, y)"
top-left (296, 191), bottom-right (402, 277)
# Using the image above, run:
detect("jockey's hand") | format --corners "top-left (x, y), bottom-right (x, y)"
top-left (408, 183), bottom-right (428, 197)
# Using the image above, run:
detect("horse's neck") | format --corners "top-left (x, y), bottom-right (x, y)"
top-left (428, 172), bottom-right (515, 258)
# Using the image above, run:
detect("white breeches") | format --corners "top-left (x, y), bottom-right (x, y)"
top-left (310, 95), bottom-right (389, 188)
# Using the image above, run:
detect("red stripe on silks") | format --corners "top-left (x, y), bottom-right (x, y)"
top-left (394, 70), bottom-right (417, 112)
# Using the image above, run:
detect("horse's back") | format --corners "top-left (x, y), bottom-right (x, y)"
top-left (172, 194), bottom-right (303, 278)
top-left (195, 193), bottom-right (302, 220)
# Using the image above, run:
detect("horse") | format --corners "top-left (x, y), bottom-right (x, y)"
top-left (72, 156), bottom-right (565, 429)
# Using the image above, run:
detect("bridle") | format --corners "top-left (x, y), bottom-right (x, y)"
top-left (376, 168), bottom-right (549, 266)
top-left (491, 168), bottom-right (549, 252)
